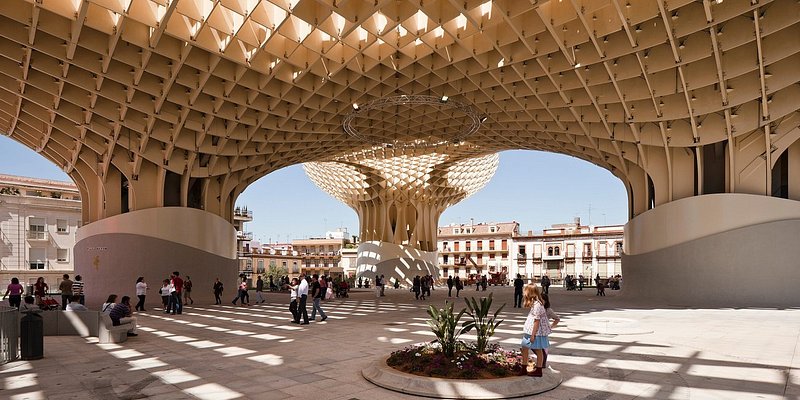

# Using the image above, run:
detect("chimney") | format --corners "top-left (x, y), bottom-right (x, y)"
top-left (574, 216), bottom-right (581, 226)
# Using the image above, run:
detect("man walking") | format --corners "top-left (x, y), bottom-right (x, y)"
top-left (72, 275), bottom-right (85, 305)
top-left (170, 271), bottom-right (183, 315)
top-left (297, 274), bottom-right (309, 325)
top-left (513, 274), bottom-right (524, 308)
top-left (447, 276), bottom-right (454, 297)
top-left (255, 275), bottom-right (265, 303)
top-left (541, 275), bottom-right (551, 295)
top-left (578, 274), bottom-right (584, 291)
top-left (310, 274), bottom-right (327, 322)
top-left (59, 274), bottom-right (73, 310)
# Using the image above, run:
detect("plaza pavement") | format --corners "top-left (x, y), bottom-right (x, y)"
top-left (0, 285), bottom-right (797, 400)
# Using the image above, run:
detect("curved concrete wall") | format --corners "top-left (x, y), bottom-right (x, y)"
top-left (356, 241), bottom-right (438, 285)
top-left (76, 207), bottom-right (236, 258)
top-left (74, 208), bottom-right (238, 307)
top-left (625, 194), bottom-right (800, 255)
top-left (623, 194), bottom-right (800, 306)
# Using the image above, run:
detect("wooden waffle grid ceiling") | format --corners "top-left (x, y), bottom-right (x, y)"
top-left (0, 0), bottom-right (799, 196)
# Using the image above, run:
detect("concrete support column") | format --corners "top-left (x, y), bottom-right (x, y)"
top-left (623, 194), bottom-right (800, 306)
top-left (74, 207), bottom-right (238, 307)
top-left (789, 140), bottom-right (800, 201)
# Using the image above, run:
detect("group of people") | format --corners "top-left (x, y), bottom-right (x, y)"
top-left (287, 273), bottom-right (329, 325)
top-left (156, 272), bottom-right (192, 314)
top-left (564, 274), bottom-right (584, 291)
top-left (445, 276), bottom-right (464, 298)
top-left (1, 274), bottom-right (86, 311)
top-left (412, 275), bottom-right (435, 300)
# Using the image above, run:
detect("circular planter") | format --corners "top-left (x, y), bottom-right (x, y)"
top-left (362, 356), bottom-right (562, 399)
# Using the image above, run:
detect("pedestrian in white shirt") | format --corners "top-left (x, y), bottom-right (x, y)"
top-left (135, 277), bottom-right (148, 311)
top-left (297, 274), bottom-right (309, 325)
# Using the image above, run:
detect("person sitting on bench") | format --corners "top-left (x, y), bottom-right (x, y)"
top-left (108, 296), bottom-right (138, 337)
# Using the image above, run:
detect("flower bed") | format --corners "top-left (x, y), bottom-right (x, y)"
top-left (387, 342), bottom-right (527, 379)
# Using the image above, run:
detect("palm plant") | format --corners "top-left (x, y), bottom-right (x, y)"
top-left (426, 301), bottom-right (469, 357)
top-left (462, 293), bottom-right (505, 353)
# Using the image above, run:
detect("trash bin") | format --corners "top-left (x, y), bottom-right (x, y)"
top-left (20, 312), bottom-right (43, 360)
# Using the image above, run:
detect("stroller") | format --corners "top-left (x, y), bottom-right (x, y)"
top-left (39, 296), bottom-right (60, 311)
top-left (335, 282), bottom-right (349, 298)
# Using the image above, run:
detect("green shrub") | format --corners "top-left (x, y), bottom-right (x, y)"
top-left (426, 301), bottom-right (469, 358)
top-left (462, 293), bottom-right (505, 354)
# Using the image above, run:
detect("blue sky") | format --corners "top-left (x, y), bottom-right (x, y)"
top-left (0, 135), bottom-right (628, 241)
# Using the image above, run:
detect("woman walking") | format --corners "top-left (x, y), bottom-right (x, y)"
top-left (3, 278), bottom-right (24, 309)
top-left (135, 277), bottom-right (147, 311)
top-left (213, 278), bottom-right (224, 305)
top-left (33, 277), bottom-right (48, 306)
top-left (183, 276), bottom-right (194, 305)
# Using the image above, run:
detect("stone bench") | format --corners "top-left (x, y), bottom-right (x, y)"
top-left (39, 311), bottom-right (132, 343)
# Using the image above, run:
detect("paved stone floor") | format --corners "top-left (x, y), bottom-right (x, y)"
top-left (1, 286), bottom-right (798, 399)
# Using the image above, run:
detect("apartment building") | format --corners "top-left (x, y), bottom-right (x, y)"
top-left (436, 218), bottom-right (624, 282)
top-left (437, 221), bottom-right (519, 279)
top-left (513, 218), bottom-right (624, 281)
top-left (0, 174), bottom-right (81, 289)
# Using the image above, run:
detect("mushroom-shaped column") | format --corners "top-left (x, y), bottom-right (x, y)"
top-left (304, 152), bottom-right (499, 285)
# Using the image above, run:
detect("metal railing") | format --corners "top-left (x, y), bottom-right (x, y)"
top-left (27, 230), bottom-right (48, 241)
top-left (0, 306), bottom-right (19, 364)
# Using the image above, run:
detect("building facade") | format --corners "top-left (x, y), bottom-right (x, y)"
top-left (513, 219), bottom-right (624, 282)
top-left (437, 222), bottom-right (519, 279)
top-left (233, 206), bottom-right (254, 277)
top-left (436, 219), bottom-right (623, 283)
top-left (0, 174), bottom-right (81, 289)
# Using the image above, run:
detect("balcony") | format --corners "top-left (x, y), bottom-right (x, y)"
top-left (27, 231), bottom-right (48, 241)
top-left (237, 231), bottom-right (253, 241)
top-left (233, 208), bottom-right (253, 221)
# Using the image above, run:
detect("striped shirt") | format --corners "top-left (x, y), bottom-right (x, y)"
top-left (71, 281), bottom-right (84, 296)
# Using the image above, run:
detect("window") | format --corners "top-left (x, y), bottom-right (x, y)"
top-left (29, 248), bottom-right (45, 269)
top-left (489, 254), bottom-right (495, 259)
top-left (465, 241), bottom-right (471, 251)
top-left (57, 249), bottom-right (69, 262)
top-left (615, 242), bottom-right (623, 255)
top-left (489, 240), bottom-right (495, 251)
top-left (477, 254), bottom-right (483, 264)
top-left (477, 241), bottom-right (483, 250)
top-left (454, 242), bottom-right (460, 252)
top-left (257, 260), bottom-right (265, 274)
top-left (453, 228), bottom-right (460, 234)
top-left (489, 226), bottom-right (496, 233)
top-left (28, 217), bottom-right (46, 240)
top-left (443, 255), bottom-right (449, 264)
top-left (282, 261), bottom-right (288, 268)
top-left (547, 247), bottom-right (553, 256)
top-left (584, 243), bottom-right (592, 257)
top-left (442, 241), bottom-right (448, 251)
top-left (554, 247), bottom-right (560, 256)
top-left (518, 245), bottom-right (526, 255)
top-left (56, 219), bottom-right (68, 233)
top-left (501, 239), bottom-right (507, 251)
top-left (292, 262), bottom-right (299, 273)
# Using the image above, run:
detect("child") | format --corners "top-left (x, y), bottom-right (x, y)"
top-left (520, 284), bottom-right (551, 377)
top-left (541, 293), bottom-right (560, 368)
top-left (160, 279), bottom-right (172, 313)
